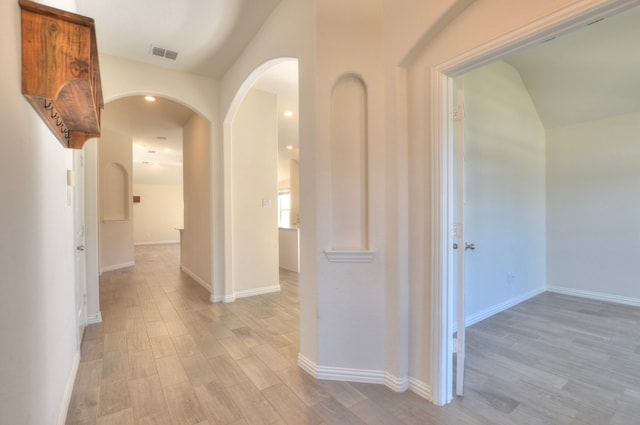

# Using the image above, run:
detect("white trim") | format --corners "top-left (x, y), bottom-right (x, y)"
top-left (134, 240), bottom-right (179, 246)
top-left (547, 286), bottom-right (640, 308)
top-left (317, 365), bottom-right (386, 385)
top-left (234, 285), bottom-right (281, 299)
top-left (211, 294), bottom-right (236, 303)
top-left (324, 250), bottom-right (375, 263)
top-left (297, 353), bottom-right (317, 376)
top-left (181, 265), bottom-right (211, 291)
top-left (87, 313), bottom-right (102, 325)
top-left (430, 66), bottom-right (454, 406)
top-left (56, 351), bottom-right (80, 425)
top-left (384, 373), bottom-right (409, 392)
top-left (297, 354), bottom-right (429, 397)
top-left (409, 377), bottom-right (431, 400)
top-left (429, 0), bottom-right (640, 406)
top-left (438, 0), bottom-right (640, 77)
top-left (100, 261), bottom-right (135, 273)
top-left (452, 287), bottom-right (545, 332)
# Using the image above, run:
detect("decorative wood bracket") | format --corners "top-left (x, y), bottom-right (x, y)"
top-left (20, 0), bottom-right (103, 149)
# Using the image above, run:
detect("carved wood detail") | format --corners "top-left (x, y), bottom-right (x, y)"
top-left (20, 0), bottom-right (103, 149)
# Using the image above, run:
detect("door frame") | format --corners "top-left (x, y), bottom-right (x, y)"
top-left (73, 150), bottom-right (88, 349)
top-left (428, 0), bottom-right (640, 405)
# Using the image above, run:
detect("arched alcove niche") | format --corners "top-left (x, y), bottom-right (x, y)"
top-left (329, 75), bottom-right (369, 252)
top-left (101, 162), bottom-right (129, 222)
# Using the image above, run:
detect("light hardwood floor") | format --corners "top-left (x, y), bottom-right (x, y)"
top-left (67, 244), bottom-right (640, 424)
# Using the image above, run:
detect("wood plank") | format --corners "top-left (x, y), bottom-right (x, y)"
top-left (194, 381), bottom-right (242, 425)
top-left (261, 383), bottom-right (324, 425)
top-left (235, 355), bottom-right (281, 390)
top-left (208, 354), bottom-right (250, 387)
top-left (155, 356), bottom-right (189, 388)
top-left (98, 379), bottom-right (131, 416)
top-left (181, 354), bottom-right (219, 387)
top-left (128, 375), bottom-right (167, 420)
top-left (128, 350), bottom-right (157, 380)
top-left (162, 382), bottom-right (207, 425)
top-left (225, 380), bottom-right (286, 425)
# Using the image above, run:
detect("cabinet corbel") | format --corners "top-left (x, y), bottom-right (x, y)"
top-left (20, 0), bottom-right (103, 149)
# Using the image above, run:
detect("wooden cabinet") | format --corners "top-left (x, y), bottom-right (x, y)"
top-left (20, 0), bottom-right (103, 149)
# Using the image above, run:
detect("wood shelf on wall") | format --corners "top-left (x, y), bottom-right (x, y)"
top-left (20, 0), bottom-right (103, 149)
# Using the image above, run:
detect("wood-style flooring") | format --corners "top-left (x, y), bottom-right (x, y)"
top-left (66, 244), bottom-right (640, 424)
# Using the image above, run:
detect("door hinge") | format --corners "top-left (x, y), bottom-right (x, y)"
top-left (453, 222), bottom-right (462, 238)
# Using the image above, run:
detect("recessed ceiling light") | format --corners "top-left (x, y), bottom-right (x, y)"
top-left (145, 96), bottom-right (156, 102)
top-left (153, 163), bottom-right (159, 167)
top-left (164, 148), bottom-right (171, 153)
top-left (284, 111), bottom-right (293, 117)
top-left (286, 145), bottom-right (294, 150)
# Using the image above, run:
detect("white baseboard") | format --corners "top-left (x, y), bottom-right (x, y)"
top-left (385, 372), bottom-right (409, 392)
top-left (547, 286), bottom-right (640, 307)
top-left (209, 285), bottom-right (281, 303)
top-left (453, 286), bottom-right (545, 332)
top-left (409, 377), bottom-right (431, 400)
top-left (180, 265), bottom-right (211, 291)
top-left (134, 240), bottom-right (179, 246)
top-left (87, 313), bottom-right (102, 325)
top-left (210, 294), bottom-right (236, 303)
top-left (297, 353), bottom-right (431, 400)
top-left (56, 351), bottom-right (80, 425)
top-left (297, 353), bottom-right (317, 377)
top-left (234, 285), bottom-right (281, 299)
top-left (100, 261), bottom-right (135, 273)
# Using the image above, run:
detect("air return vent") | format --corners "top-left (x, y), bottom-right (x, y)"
top-left (149, 45), bottom-right (178, 60)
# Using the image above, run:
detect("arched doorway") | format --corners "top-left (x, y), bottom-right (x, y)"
top-left (221, 58), bottom-right (300, 301)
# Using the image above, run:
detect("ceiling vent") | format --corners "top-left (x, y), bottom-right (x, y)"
top-left (150, 45), bottom-right (178, 61)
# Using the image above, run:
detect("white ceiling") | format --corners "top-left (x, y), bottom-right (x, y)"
top-left (92, 2), bottom-right (640, 186)
top-left (505, 5), bottom-right (640, 129)
top-left (77, 0), bottom-right (281, 78)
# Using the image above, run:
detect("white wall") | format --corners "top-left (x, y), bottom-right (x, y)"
top-left (182, 113), bottom-right (212, 290)
top-left (279, 228), bottom-right (299, 272)
top-left (98, 128), bottom-right (134, 271)
top-left (0, 0), bottom-right (82, 423)
top-left (314, 0), bottom-right (388, 373)
top-left (133, 183), bottom-right (183, 245)
top-left (231, 89), bottom-right (279, 294)
top-left (460, 60), bottom-right (546, 322)
top-left (547, 110), bottom-right (640, 302)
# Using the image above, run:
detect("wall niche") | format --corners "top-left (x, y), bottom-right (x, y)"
top-left (102, 162), bottom-right (129, 222)
top-left (328, 75), bottom-right (371, 260)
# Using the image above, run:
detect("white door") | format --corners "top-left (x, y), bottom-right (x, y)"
top-left (452, 82), bottom-right (467, 397)
top-left (73, 150), bottom-right (87, 349)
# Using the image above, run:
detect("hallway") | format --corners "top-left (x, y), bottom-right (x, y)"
top-left (66, 245), bottom-right (640, 425)
top-left (66, 244), bottom-right (452, 425)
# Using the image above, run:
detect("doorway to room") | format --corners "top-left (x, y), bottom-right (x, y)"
top-left (430, 0), bottom-right (640, 405)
